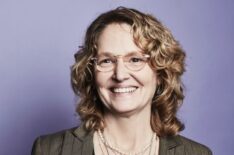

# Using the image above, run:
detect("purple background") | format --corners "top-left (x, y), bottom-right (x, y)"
top-left (0, 0), bottom-right (233, 154)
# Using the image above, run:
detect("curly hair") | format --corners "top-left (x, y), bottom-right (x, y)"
top-left (71, 7), bottom-right (185, 137)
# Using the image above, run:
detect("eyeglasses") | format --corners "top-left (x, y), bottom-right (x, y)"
top-left (91, 52), bottom-right (150, 72)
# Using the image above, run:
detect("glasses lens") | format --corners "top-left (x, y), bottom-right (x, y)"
top-left (125, 54), bottom-right (149, 71)
top-left (96, 56), bottom-right (114, 72)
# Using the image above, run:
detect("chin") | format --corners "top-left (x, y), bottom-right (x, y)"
top-left (107, 103), bottom-right (145, 116)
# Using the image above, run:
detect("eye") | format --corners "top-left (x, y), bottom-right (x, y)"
top-left (100, 59), bottom-right (112, 63)
top-left (98, 58), bottom-right (114, 66)
top-left (129, 57), bottom-right (144, 63)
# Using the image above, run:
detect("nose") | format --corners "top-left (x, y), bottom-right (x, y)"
top-left (112, 59), bottom-right (130, 82)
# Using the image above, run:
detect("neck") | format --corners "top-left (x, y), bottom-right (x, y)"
top-left (103, 106), bottom-right (153, 152)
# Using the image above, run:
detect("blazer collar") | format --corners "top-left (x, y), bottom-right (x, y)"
top-left (159, 135), bottom-right (182, 154)
top-left (73, 125), bottom-right (93, 141)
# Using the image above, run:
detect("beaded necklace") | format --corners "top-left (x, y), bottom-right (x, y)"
top-left (97, 129), bottom-right (156, 155)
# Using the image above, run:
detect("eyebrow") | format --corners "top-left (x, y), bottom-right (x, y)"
top-left (97, 51), bottom-right (144, 57)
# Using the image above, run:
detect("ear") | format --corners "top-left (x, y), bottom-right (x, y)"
top-left (155, 75), bottom-right (163, 95)
top-left (156, 78), bottom-right (160, 86)
top-left (155, 71), bottom-right (160, 86)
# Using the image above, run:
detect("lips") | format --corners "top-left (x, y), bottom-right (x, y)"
top-left (111, 87), bottom-right (137, 93)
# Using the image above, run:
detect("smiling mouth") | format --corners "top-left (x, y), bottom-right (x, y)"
top-left (111, 87), bottom-right (137, 93)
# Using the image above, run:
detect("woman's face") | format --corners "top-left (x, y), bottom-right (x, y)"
top-left (94, 23), bottom-right (157, 116)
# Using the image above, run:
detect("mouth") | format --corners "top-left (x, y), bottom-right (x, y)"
top-left (110, 87), bottom-right (138, 93)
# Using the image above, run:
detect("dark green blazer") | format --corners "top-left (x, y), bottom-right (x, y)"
top-left (32, 126), bottom-right (212, 155)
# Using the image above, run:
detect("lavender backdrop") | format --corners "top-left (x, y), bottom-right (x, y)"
top-left (0, 0), bottom-right (233, 154)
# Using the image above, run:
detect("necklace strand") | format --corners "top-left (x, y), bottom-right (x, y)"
top-left (97, 129), bottom-right (156, 155)
top-left (97, 132), bottom-right (108, 154)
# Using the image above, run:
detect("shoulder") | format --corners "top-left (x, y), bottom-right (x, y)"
top-left (31, 126), bottom-right (91, 155)
top-left (160, 135), bottom-right (212, 155)
top-left (39, 127), bottom-right (76, 144)
top-left (176, 135), bottom-right (212, 155)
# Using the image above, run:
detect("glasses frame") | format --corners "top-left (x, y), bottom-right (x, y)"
top-left (90, 52), bottom-right (150, 72)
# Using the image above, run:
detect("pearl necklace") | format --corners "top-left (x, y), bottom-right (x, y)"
top-left (97, 129), bottom-right (156, 155)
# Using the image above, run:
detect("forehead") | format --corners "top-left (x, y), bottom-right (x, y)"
top-left (97, 23), bottom-right (141, 56)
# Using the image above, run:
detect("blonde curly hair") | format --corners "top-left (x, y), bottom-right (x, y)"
top-left (71, 7), bottom-right (185, 137)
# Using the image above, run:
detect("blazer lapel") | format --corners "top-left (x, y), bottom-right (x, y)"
top-left (73, 126), bottom-right (94, 155)
top-left (159, 136), bottom-right (182, 155)
top-left (80, 134), bottom-right (94, 155)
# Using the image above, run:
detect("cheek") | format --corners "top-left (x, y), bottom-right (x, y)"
top-left (94, 72), bottom-right (111, 89)
top-left (94, 76), bottom-right (106, 102)
top-left (137, 69), bottom-right (157, 86)
top-left (94, 74), bottom-right (111, 106)
top-left (148, 68), bottom-right (157, 85)
top-left (94, 72), bottom-right (102, 87)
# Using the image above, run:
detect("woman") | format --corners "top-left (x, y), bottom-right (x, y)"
top-left (32, 7), bottom-right (212, 155)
